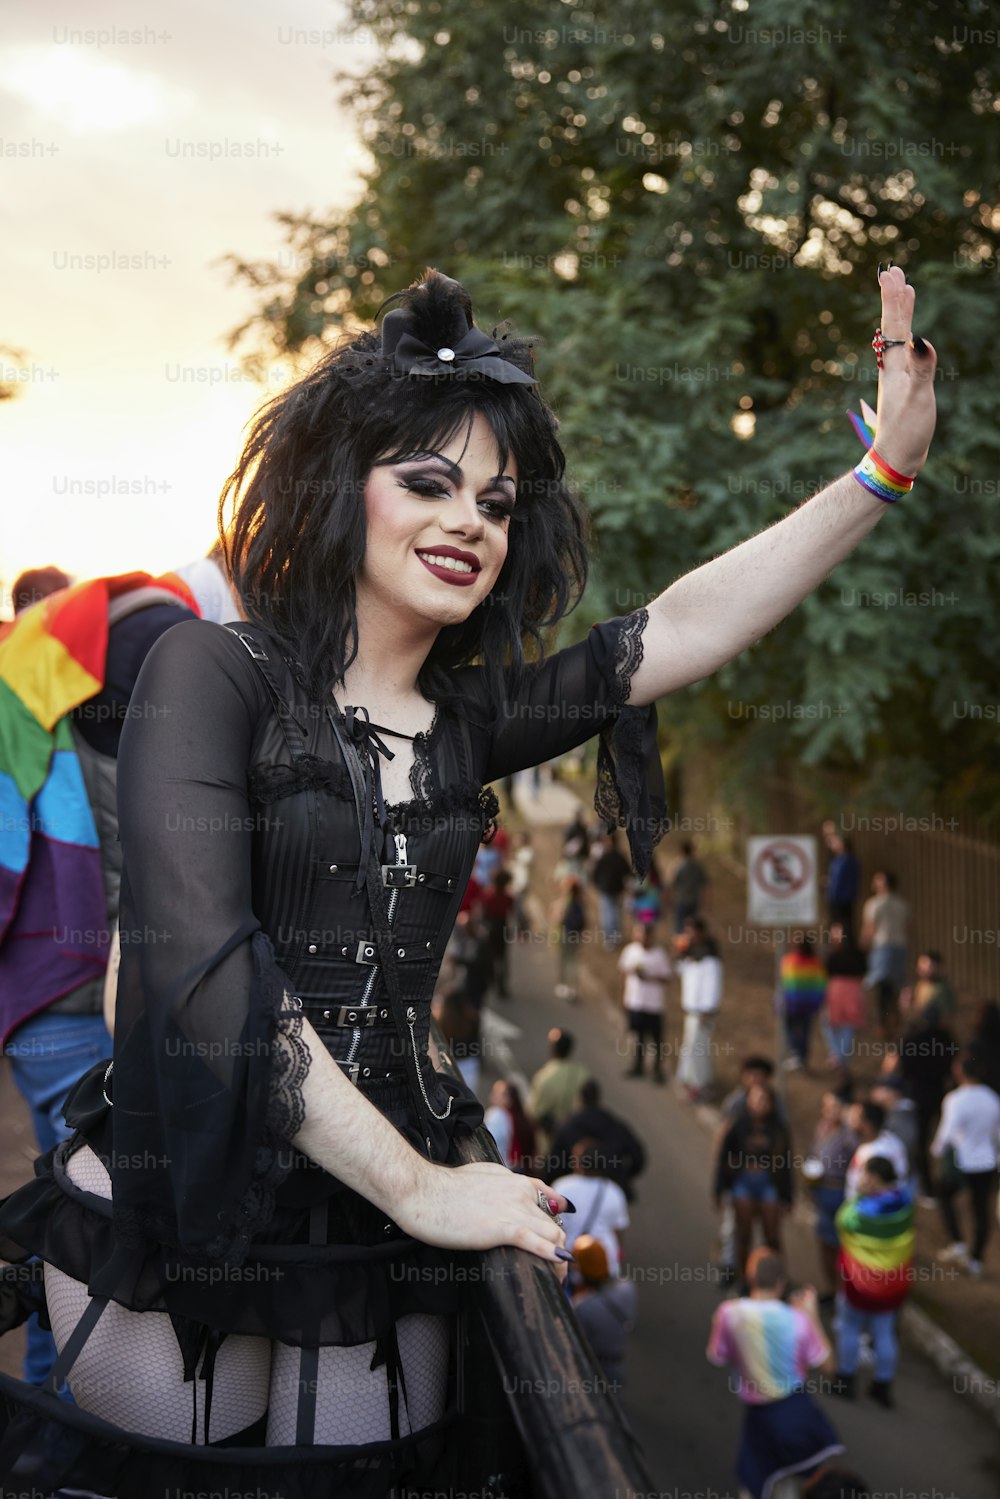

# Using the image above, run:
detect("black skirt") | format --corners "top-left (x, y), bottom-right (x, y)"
top-left (0, 1065), bottom-right (523, 1499)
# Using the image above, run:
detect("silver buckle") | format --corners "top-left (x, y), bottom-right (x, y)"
top-left (355, 939), bottom-right (378, 965)
top-left (233, 630), bottom-right (268, 661)
top-left (382, 863), bottom-right (417, 888)
top-left (341, 1061), bottom-right (360, 1085)
top-left (336, 1005), bottom-right (378, 1027)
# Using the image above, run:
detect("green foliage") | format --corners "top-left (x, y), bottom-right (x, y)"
top-left (222, 0), bottom-right (1000, 817)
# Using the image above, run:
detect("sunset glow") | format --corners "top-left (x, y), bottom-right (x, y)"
top-left (1, 0), bottom-right (376, 614)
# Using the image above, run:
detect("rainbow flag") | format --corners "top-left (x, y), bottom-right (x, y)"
top-left (836, 1186), bottom-right (914, 1313)
top-left (0, 571), bottom-right (197, 1042)
top-left (780, 950), bottom-right (827, 1014)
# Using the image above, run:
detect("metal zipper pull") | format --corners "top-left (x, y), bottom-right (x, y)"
top-left (394, 831), bottom-right (408, 865)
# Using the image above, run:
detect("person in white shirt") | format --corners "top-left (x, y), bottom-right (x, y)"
top-left (551, 1136), bottom-right (630, 1277)
top-left (844, 1100), bottom-right (910, 1200)
top-left (618, 923), bottom-right (672, 1083)
top-left (932, 1051), bottom-right (1000, 1276)
top-left (675, 917), bottom-right (724, 1101)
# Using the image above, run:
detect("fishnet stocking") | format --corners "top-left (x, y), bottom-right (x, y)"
top-left (266, 1313), bottom-right (450, 1446)
top-left (46, 1144), bottom-right (270, 1443)
top-left (49, 1145), bottom-right (451, 1449)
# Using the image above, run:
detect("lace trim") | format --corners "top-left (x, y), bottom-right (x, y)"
top-left (408, 704), bottom-right (441, 802)
top-left (247, 750), bottom-right (498, 841)
top-left (608, 606), bottom-right (648, 712)
top-left (593, 608), bottom-right (669, 880)
top-left (386, 782), bottom-right (499, 842)
top-left (248, 753), bottom-right (351, 804)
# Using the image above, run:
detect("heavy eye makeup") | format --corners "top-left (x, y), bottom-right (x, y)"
top-left (395, 467), bottom-right (517, 523)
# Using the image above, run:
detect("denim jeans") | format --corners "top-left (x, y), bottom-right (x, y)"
top-left (784, 1008), bottom-right (815, 1064)
top-left (835, 1294), bottom-right (898, 1381)
top-left (826, 1021), bottom-right (858, 1062)
top-left (5, 1010), bottom-right (113, 1386)
top-left (596, 892), bottom-right (622, 945)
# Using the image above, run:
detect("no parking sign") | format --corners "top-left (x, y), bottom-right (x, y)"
top-left (747, 836), bottom-right (818, 926)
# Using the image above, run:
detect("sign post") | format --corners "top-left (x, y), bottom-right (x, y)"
top-left (746, 837), bottom-right (819, 1099)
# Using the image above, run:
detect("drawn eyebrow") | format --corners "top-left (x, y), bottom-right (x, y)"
top-left (397, 453), bottom-right (516, 492)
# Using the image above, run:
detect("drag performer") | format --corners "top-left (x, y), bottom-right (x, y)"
top-left (0, 266), bottom-right (935, 1496)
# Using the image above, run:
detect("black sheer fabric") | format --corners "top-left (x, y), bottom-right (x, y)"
top-left (109, 622), bottom-right (306, 1262)
top-left (103, 609), bottom-right (665, 1269)
top-left (470, 607), bottom-right (667, 877)
top-left (0, 605), bottom-right (667, 1490)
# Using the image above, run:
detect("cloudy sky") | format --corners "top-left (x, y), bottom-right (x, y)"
top-left (1, 0), bottom-right (377, 612)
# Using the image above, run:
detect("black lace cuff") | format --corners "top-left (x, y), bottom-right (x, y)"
top-left (593, 609), bottom-right (669, 879)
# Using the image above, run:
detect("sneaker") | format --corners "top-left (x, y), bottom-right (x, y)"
top-left (967, 1258), bottom-right (984, 1278)
top-left (937, 1242), bottom-right (970, 1264)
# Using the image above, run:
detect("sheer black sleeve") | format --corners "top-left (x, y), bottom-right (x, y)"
top-left (110, 619), bottom-right (310, 1264)
top-left (478, 609), bottom-right (668, 878)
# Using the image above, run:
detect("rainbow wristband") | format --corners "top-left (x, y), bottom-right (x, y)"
top-left (852, 447), bottom-right (916, 505)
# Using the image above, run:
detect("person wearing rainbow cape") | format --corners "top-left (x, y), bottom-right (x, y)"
top-left (832, 1154), bottom-right (915, 1408)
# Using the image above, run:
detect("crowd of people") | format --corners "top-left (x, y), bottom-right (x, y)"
top-left (429, 797), bottom-right (1000, 1498)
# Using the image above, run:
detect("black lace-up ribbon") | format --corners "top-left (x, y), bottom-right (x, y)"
top-left (339, 706), bottom-right (398, 896)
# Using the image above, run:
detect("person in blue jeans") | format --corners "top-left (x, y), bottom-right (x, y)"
top-left (5, 1012), bottom-right (113, 1383)
top-left (714, 1083), bottom-right (794, 1285)
top-left (832, 1156), bottom-right (914, 1409)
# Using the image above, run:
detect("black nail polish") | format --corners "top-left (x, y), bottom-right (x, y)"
top-left (555, 1247), bottom-right (574, 1262)
top-left (876, 262), bottom-right (884, 282)
top-left (912, 335), bottom-right (928, 356)
top-left (887, 259), bottom-right (893, 270)
top-left (561, 1197), bottom-right (577, 1213)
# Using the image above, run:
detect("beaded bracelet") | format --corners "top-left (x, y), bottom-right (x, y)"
top-left (852, 447), bottom-right (916, 505)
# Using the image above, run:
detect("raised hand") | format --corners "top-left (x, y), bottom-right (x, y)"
top-left (872, 264), bottom-right (938, 478)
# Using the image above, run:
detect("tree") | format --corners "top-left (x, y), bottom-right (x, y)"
top-left (222, 0), bottom-right (1000, 818)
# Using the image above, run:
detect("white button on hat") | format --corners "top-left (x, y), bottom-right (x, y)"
top-left (436, 347), bottom-right (456, 362)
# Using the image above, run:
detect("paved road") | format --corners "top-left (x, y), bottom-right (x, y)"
top-left (487, 913), bottom-right (1000, 1497)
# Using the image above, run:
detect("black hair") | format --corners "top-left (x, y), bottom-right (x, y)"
top-left (741, 1055), bottom-right (775, 1077)
top-left (862, 1154), bottom-right (897, 1185)
top-left (580, 1078), bottom-right (601, 1107)
top-left (220, 269), bottom-right (588, 710)
top-left (858, 1100), bottom-right (885, 1134)
top-left (551, 1030), bottom-right (574, 1059)
top-left (960, 1050), bottom-right (983, 1082)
